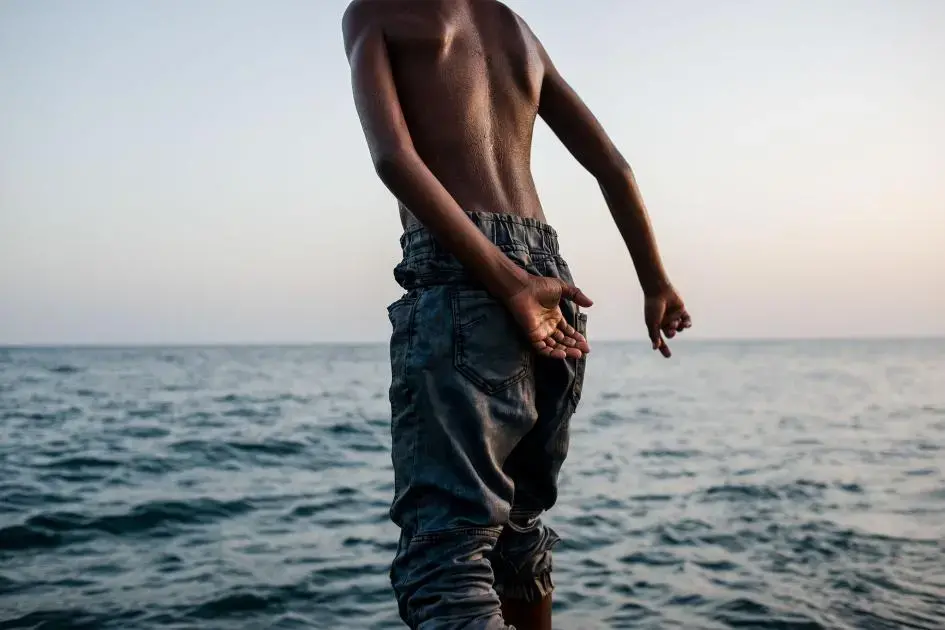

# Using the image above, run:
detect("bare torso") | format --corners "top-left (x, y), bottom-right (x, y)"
top-left (345, 0), bottom-right (687, 355)
top-left (369, 0), bottom-right (546, 229)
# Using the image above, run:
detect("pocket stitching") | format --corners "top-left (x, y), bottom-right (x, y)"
top-left (451, 289), bottom-right (531, 394)
top-left (569, 312), bottom-right (589, 407)
top-left (388, 293), bottom-right (420, 388)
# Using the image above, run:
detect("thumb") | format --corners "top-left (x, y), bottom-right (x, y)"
top-left (560, 283), bottom-right (594, 307)
top-left (645, 305), bottom-right (663, 351)
top-left (648, 321), bottom-right (663, 351)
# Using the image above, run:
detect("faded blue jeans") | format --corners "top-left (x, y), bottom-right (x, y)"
top-left (386, 213), bottom-right (588, 629)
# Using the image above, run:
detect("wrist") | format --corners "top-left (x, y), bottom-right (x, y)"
top-left (481, 251), bottom-right (530, 301)
top-left (640, 272), bottom-right (672, 298)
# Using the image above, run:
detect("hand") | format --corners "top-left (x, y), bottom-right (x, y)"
top-left (504, 276), bottom-right (594, 359)
top-left (644, 287), bottom-right (691, 358)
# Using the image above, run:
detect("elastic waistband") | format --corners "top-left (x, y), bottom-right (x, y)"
top-left (394, 212), bottom-right (562, 290)
top-left (400, 212), bottom-right (559, 258)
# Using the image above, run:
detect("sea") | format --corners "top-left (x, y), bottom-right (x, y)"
top-left (1, 340), bottom-right (944, 629)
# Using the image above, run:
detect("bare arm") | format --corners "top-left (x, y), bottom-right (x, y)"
top-left (341, 2), bottom-right (529, 300)
top-left (534, 35), bottom-right (671, 297)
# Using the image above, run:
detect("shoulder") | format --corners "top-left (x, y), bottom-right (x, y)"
top-left (342, 0), bottom-right (385, 56)
top-left (342, 0), bottom-right (378, 32)
top-left (490, 0), bottom-right (549, 74)
top-left (492, 2), bottom-right (545, 56)
top-left (492, 1), bottom-right (532, 36)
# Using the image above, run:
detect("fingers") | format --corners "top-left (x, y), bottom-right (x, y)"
top-left (534, 339), bottom-right (581, 359)
top-left (668, 308), bottom-right (692, 331)
top-left (649, 314), bottom-right (674, 358)
top-left (535, 339), bottom-right (586, 359)
top-left (657, 338), bottom-right (672, 358)
top-left (529, 282), bottom-right (594, 359)
top-left (654, 309), bottom-right (691, 358)
top-left (533, 318), bottom-right (590, 359)
top-left (651, 330), bottom-right (672, 357)
top-left (551, 329), bottom-right (576, 347)
top-left (648, 318), bottom-right (663, 351)
top-left (560, 283), bottom-right (594, 308)
top-left (558, 317), bottom-right (590, 354)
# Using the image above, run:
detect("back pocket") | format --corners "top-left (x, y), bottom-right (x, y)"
top-left (451, 289), bottom-right (531, 394)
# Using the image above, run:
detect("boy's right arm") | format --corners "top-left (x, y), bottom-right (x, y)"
top-left (530, 28), bottom-right (691, 356)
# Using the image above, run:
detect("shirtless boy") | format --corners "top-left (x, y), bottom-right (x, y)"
top-left (342, 1), bottom-right (691, 628)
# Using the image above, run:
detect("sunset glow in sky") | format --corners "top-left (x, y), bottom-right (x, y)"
top-left (2, 0), bottom-right (943, 344)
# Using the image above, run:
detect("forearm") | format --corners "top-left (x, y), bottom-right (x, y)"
top-left (376, 151), bottom-right (529, 299)
top-left (599, 168), bottom-right (671, 296)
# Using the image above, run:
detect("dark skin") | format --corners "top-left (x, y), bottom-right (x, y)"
top-left (342, 0), bottom-right (691, 359)
top-left (343, 0), bottom-right (690, 625)
top-left (343, 0), bottom-right (691, 360)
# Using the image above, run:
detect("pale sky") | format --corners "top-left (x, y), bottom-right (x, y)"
top-left (1, 0), bottom-right (943, 345)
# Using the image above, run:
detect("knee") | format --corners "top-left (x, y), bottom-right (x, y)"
top-left (391, 528), bottom-right (507, 629)
top-left (489, 516), bottom-right (561, 603)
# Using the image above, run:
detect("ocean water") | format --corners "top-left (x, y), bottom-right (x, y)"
top-left (1, 340), bottom-right (944, 629)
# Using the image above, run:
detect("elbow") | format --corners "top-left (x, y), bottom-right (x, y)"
top-left (372, 146), bottom-right (411, 184)
top-left (596, 158), bottom-right (635, 191)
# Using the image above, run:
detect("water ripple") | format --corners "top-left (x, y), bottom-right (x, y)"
top-left (1, 341), bottom-right (943, 628)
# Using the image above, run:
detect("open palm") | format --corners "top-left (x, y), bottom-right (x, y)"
top-left (504, 276), bottom-right (593, 359)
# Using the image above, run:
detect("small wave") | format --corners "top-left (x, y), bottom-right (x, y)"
top-left (629, 493), bottom-right (674, 503)
top-left (837, 481), bottom-right (864, 492)
top-left (667, 593), bottom-right (711, 608)
top-left (40, 456), bottom-right (123, 470)
top-left (711, 597), bottom-right (825, 628)
top-left (213, 393), bottom-right (311, 405)
top-left (0, 524), bottom-right (63, 551)
top-left (0, 485), bottom-right (73, 510)
top-left (648, 469), bottom-right (696, 480)
top-left (163, 383), bottom-right (199, 392)
top-left (222, 407), bottom-right (278, 419)
top-left (127, 403), bottom-right (174, 419)
top-left (286, 494), bottom-right (361, 519)
top-left (2, 409), bottom-right (78, 423)
top-left (169, 439), bottom-right (309, 465)
top-left (589, 411), bottom-right (622, 427)
top-left (604, 601), bottom-right (658, 625)
top-left (326, 421), bottom-right (371, 436)
top-left (693, 558), bottom-right (739, 572)
top-left (0, 575), bottom-right (29, 597)
top-left (366, 416), bottom-right (389, 428)
top-left (619, 550), bottom-right (683, 567)
top-left (118, 424), bottom-right (171, 439)
top-left (4, 608), bottom-right (147, 629)
top-left (189, 591), bottom-right (280, 618)
top-left (702, 483), bottom-right (780, 501)
top-left (657, 519), bottom-right (714, 545)
top-left (699, 480), bottom-right (827, 503)
top-left (640, 448), bottom-right (702, 458)
top-left (228, 440), bottom-right (308, 457)
top-left (1, 498), bottom-right (253, 552)
top-left (348, 441), bottom-right (386, 453)
top-left (75, 388), bottom-right (106, 399)
top-left (48, 365), bottom-right (82, 374)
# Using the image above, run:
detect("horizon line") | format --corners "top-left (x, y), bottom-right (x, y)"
top-left (2, 334), bottom-right (943, 350)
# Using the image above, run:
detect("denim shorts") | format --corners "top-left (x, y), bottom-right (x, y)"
top-left (386, 212), bottom-right (588, 629)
